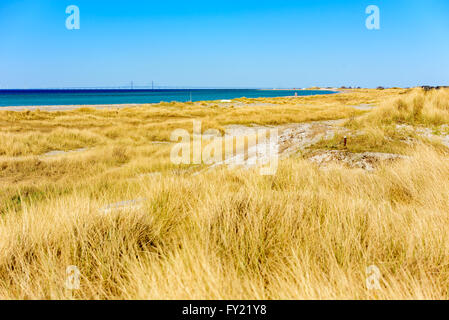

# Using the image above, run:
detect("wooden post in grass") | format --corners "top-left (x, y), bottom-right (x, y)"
top-left (344, 136), bottom-right (347, 147)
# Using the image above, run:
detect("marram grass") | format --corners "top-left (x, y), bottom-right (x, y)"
top-left (0, 88), bottom-right (448, 299)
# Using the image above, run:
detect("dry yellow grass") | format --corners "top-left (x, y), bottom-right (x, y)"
top-left (0, 88), bottom-right (448, 299)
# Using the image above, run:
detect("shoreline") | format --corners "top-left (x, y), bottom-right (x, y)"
top-left (0, 90), bottom-right (341, 112)
top-left (259, 88), bottom-right (340, 91)
top-left (0, 103), bottom-right (143, 112)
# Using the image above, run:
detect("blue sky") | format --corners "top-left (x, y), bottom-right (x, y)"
top-left (0, 0), bottom-right (448, 88)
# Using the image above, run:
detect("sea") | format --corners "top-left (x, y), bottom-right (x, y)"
top-left (0, 89), bottom-right (337, 107)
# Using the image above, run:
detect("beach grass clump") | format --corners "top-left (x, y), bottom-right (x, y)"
top-left (0, 145), bottom-right (448, 299)
top-left (366, 88), bottom-right (449, 126)
top-left (311, 127), bottom-right (412, 154)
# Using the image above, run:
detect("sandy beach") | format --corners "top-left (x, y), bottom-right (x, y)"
top-left (0, 103), bottom-right (144, 112)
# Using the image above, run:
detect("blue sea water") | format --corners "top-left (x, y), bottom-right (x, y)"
top-left (0, 89), bottom-right (337, 107)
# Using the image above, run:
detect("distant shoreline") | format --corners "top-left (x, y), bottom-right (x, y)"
top-left (0, 89), bottom-right (339, 111)
top-left (260, 88), bottom-right (340, 92)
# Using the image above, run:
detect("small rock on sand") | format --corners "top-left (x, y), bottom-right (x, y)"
top-left (43, 148), bottom-right (88, 157)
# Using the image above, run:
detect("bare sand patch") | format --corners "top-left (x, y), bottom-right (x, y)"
top-left (396, 124), bottom-right (449, 148)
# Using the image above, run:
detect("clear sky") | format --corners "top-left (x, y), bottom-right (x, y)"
top-left (0, 0), bottom-right (448, 89)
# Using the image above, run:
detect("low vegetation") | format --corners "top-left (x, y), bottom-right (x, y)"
top-left (0, 88), bottom-right (448, 299)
